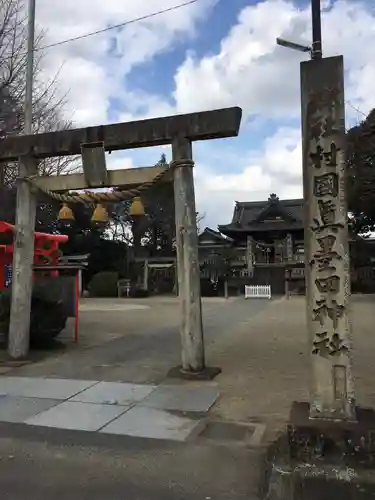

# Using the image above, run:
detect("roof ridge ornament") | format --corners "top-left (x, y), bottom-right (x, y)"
top-left (268, 193), bottom-right (279, 201)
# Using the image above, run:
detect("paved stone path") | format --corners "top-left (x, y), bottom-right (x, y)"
top-left (207, 294), bottom-right (375, 443)
top-left (13, 297), bottom-right (273, 384)
top-left (4, 295), bottom-right (374, 441)
top-left (0, 295), bottom-right (374, 498)
top-left (0, 376), bottom-right (222, 441)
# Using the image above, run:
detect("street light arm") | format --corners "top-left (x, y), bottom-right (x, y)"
top-left (276, 37), bottom-right (311, 54)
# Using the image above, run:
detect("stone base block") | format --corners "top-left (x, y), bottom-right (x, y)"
top-left (167, 365), bottom-right (222, 381)
top-left (262, 403), bottom-right (375, 499)
top-left (288, 401), bottom-right (375, 464)
top-left (264, 459), bottom-right (375, 500)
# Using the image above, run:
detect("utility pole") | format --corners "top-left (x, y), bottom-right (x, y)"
top-left (8, 0), bottom-right (37, 359)
top-left (300, 0), bottom-right (355, 420)
top-left (310, 0), bottom-right (322, 60)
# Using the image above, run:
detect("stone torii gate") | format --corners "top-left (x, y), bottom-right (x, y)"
top-left (0, 107), bottom-right (242, 378)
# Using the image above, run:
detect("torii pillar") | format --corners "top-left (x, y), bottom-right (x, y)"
top-left (0, 107), bottom-right (242, 379)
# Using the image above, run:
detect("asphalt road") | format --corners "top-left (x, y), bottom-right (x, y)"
top-left (0, 424), bottom-right (263, 500)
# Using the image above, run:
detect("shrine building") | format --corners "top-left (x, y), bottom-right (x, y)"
top-left (197, 193), bottom-right (374, 296)
top-left (216, 193), bottom-right (305, 295)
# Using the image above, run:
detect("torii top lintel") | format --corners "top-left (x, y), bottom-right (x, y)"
top-left (0, 107), bottom-right (242, 162)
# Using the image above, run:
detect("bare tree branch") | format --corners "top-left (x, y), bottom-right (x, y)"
top-left (196, 211), bottom-right (205, 234)
top-left (0, 0), bottom-right (79, 225)
top-left (0, 0), bottom-right (77, 192)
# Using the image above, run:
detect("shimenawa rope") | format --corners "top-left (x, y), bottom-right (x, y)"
top-left (21, 158), bottom-right (194, 204)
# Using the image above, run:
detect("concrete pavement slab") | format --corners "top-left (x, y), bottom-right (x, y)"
top-left (101, 406), bottom-right (200, 441)
top-left (0, 396), bottom-right (60, 423)
top-left (0, 377), bottom-right (98, 400)
top-left (70, 381), bottom-right (156, 405)
top-left (140, 383), bottom-right (219, 412)
top-left (26, 401), bottom-right (129, 431)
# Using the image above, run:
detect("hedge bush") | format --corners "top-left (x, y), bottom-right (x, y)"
top-left (88, 271), bottom-right (119, 297)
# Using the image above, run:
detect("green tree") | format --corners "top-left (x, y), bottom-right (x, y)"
top-left (347, 108), bottom-right (375, 234)
top-left (126, 153), bottom-right (175, 256)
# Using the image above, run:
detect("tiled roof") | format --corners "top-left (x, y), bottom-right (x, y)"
top-left (199, 227), bottom-right (233, 242)
top-left (218, 196), bottom-right (304, 233)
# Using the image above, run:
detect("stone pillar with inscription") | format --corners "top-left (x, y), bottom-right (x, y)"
top-left (246, 235), bottom-right (254, 277)
top-left (301, 56), bottom-right (355, 421)
top-left (286, 233), bottom-right (293, 262)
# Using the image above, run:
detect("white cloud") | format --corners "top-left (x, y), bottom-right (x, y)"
top-left (174, 0), bottom-right (375, 118)
top-left (117, 90), bottom-right (176, 123)
top-left (194, 127), bottom-right (302, 228)
top-left (171, 0), bottom-right (375, 228)
top-left (174, 0), bottom-right (304, 118)
top-left (27, 0), bottom-right (375, 230)
top-left (35, 0), bottom-right (217, 126)
top-left (106, 153), bottom-right (135, 171)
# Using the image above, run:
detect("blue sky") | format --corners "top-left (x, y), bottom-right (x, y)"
top-left (122, 0), bottom-right (253, 94)
top-left (107, 0), bottom-right (305, 171)
top-left (37, 0), bottom-right (375, 229)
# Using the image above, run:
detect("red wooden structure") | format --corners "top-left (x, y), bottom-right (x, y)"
top-left (0, 222), bottom-right (82, 343)
top-left (0, 221), bottom-right (68, 290)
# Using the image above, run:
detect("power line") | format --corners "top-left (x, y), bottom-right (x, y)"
top-left (37, 0), bottom-right (200, 52)
top-left (2, 0), bottom-right (200, 60)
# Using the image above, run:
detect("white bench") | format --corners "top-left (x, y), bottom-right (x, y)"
top-left (244, 285), bottom-right (271, 299)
